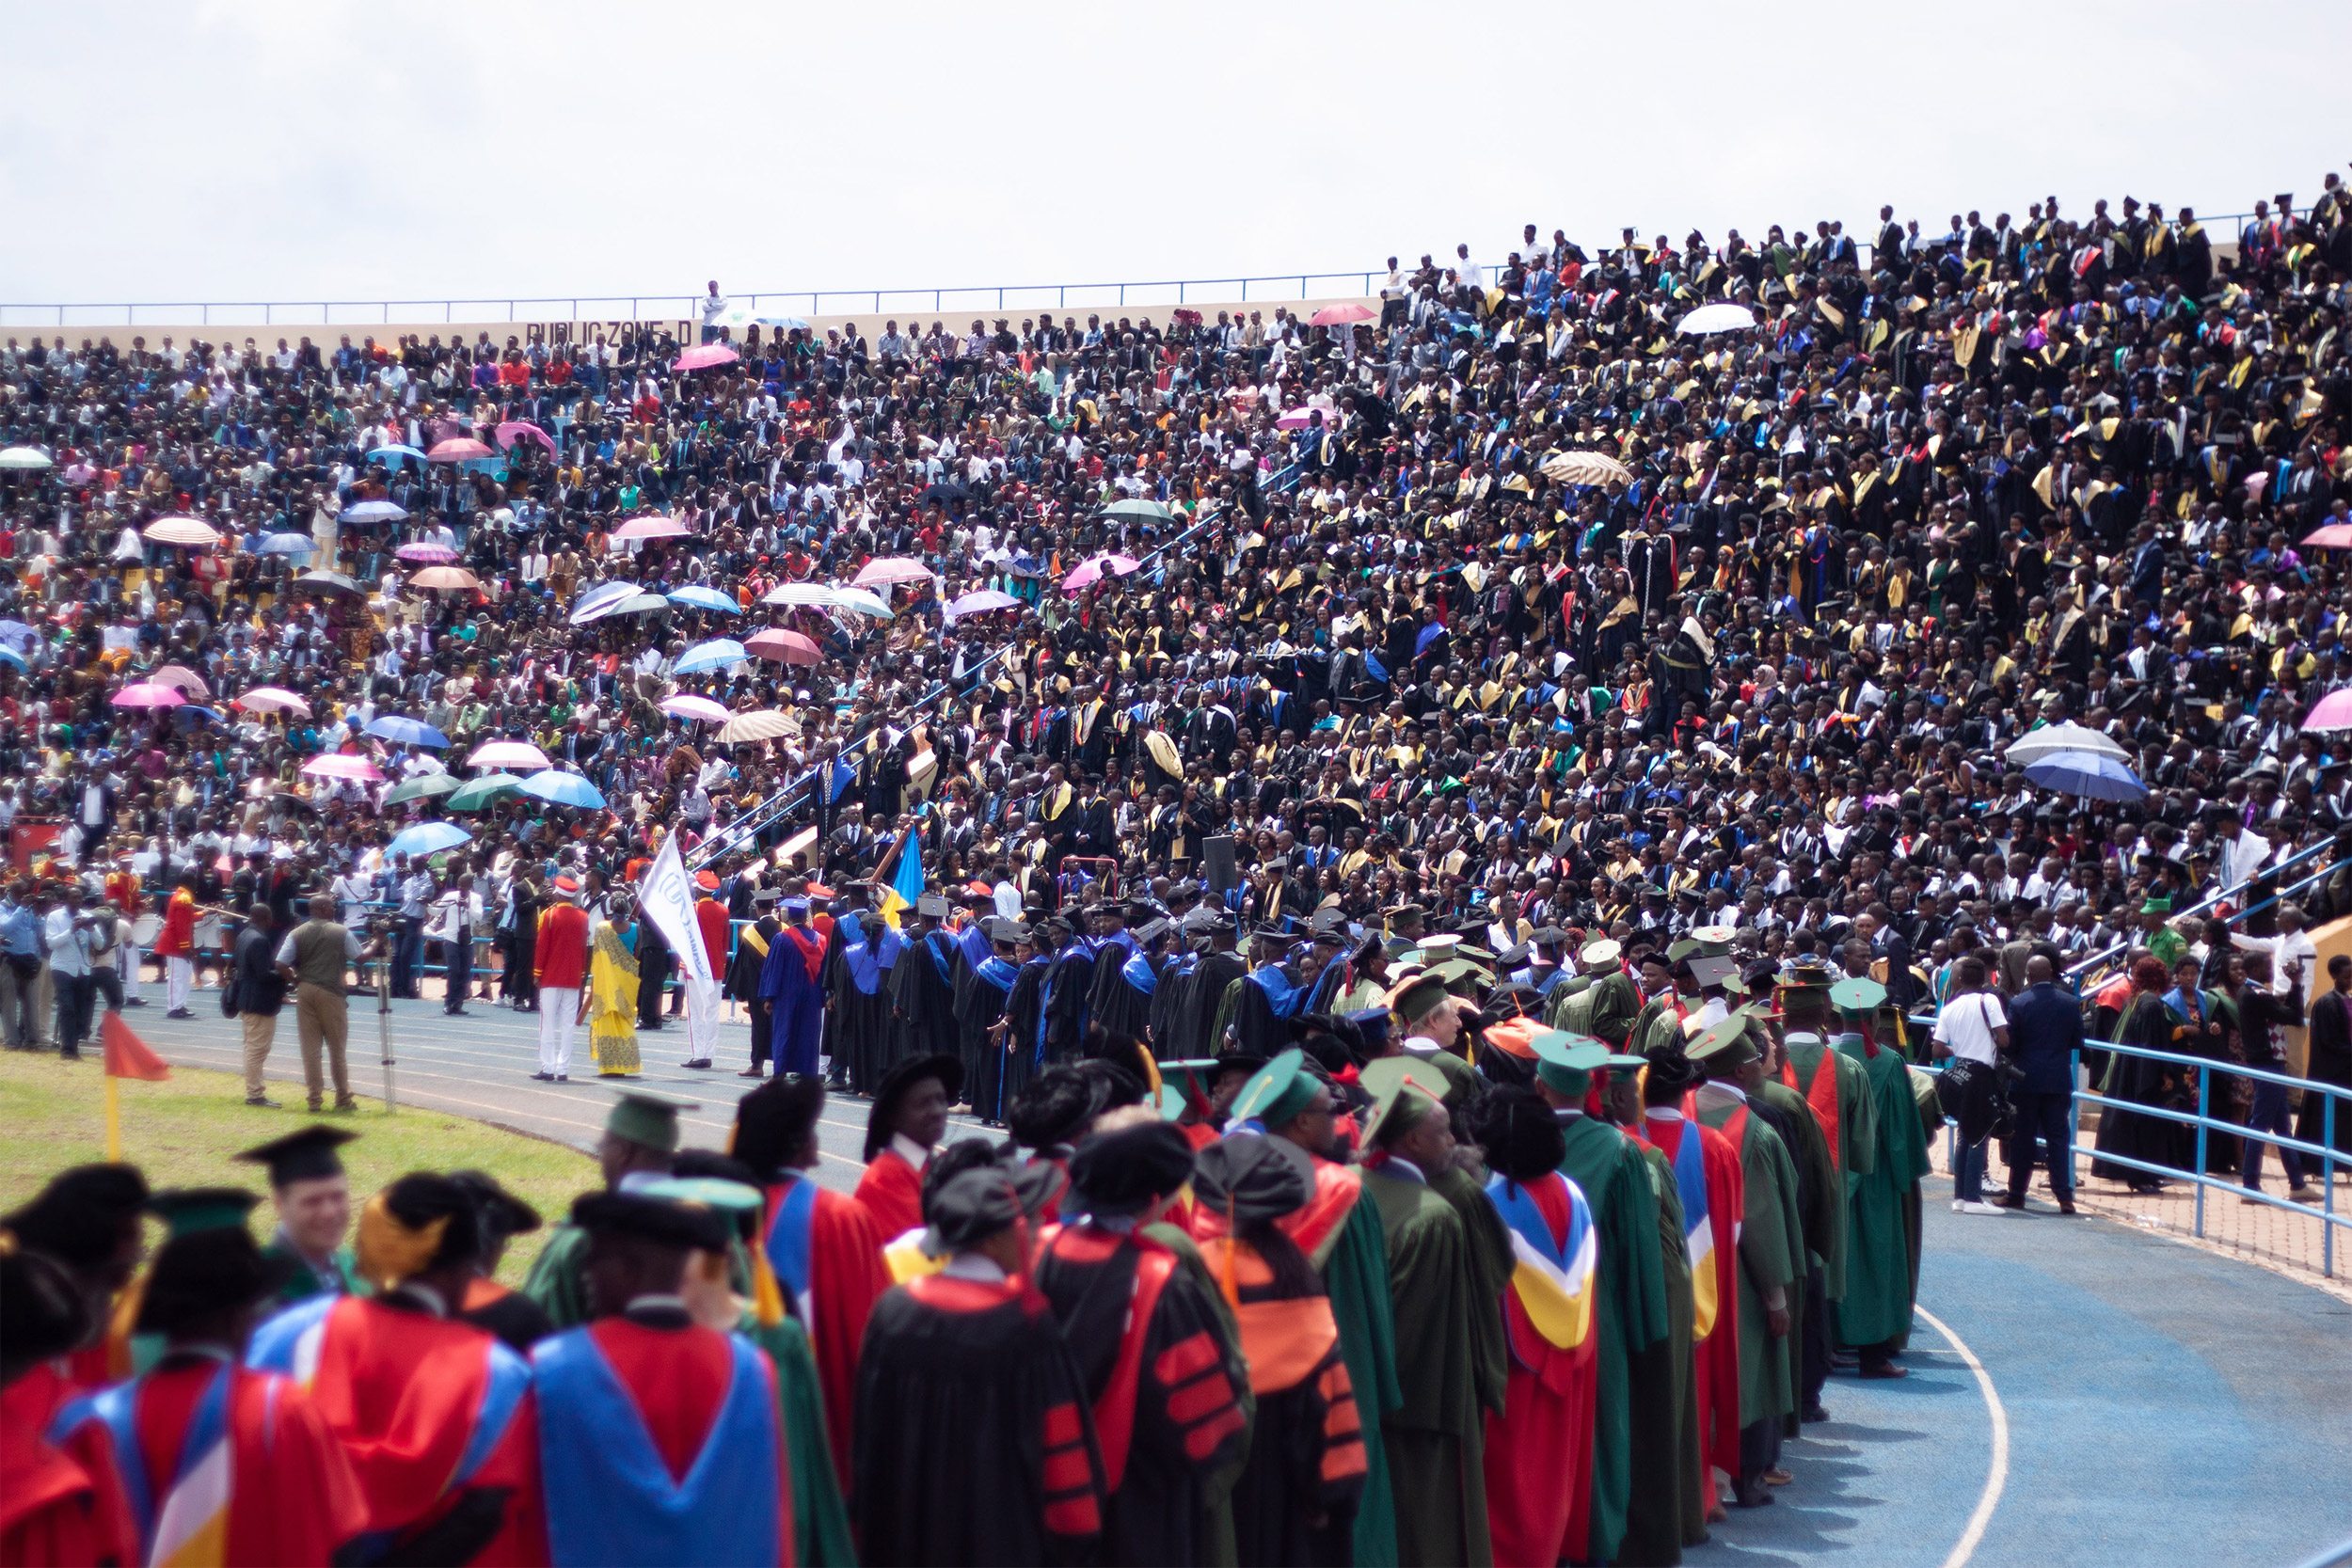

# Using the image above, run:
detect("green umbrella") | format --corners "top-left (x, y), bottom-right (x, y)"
top-left (1101, 498), bottom-right (1173, 522)
top-left (383, 774), bottom-right (461, 807)
top-left (448, 772), bottom-right (526, 811)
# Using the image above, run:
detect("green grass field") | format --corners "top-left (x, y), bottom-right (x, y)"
top-left (0, 1053), bottom-right (597, 1282)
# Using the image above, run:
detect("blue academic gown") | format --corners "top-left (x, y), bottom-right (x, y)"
top-left (758, 922), bottom-right (829, 1077)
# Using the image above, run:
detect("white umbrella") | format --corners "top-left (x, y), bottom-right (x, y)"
top-left (715, 709), bottom-right (798, 744)
top-left (469, 739), bottom-right (551, 771)
top-left (826, 587), bottom-right (895, 618)
top-left (2002, 722), bottom-right (2130, 767)
top-left (660, 694), bottom-right (733, 724)
top-left (1676, 302), bottom-right (1760, 336)
top-left (763, 582), bottom-right (836, 607)
top-left (0, 446), bottom-right (55, 471)
top-left (144, 516), bottom-right (223, 546)
top-left (567, 580), bottom-right (643, 626)
top-left (1539, 451), bottom-right (1633, 487)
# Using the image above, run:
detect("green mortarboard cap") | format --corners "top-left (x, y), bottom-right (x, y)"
top-left (1151, 1058), bottom-right (1220, 1122)
top-left (1358, 1056), bottom-right (1448, 1148)
top-left (640, 1176), bottom-right (765, 1216)
top-left (1688, 1013), bottom-right (1759, 1068)
top-left (1534, 1032), bottom-right (1610, 1097)
top-left (235, 1126), bottom-right (358, 1187)
top-left (1688, 954), bottom-right (1743, 990)
top-left (1391, 973), bottom-right (1454, 1023)
top-left (1601, 1053), bottom-right (1649, 1071)
top-left (1427, 957), bottom-right (1491, 992)
top-left (1666, 937), bottom-right (1700, 961)
top-left (1232, 1048), bottom-right (1319, 1129)
top-left (606, 1089), bottom-right (702, 1154)
top-left (2141, 895), bottom-right (2171, 913)
top-left (1580, 938), bottom-right (1622, 966)
top-left (145, 1187), bottom-right (261, 1240)
top-left (1829, 976), bottom-right (1887, 1015)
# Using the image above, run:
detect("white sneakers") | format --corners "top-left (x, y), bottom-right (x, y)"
top-left (1951, 1199), bottom-right (2008, 1215)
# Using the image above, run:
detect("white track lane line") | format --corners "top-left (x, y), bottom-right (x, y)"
top-left (1915, 1305), bottom-right (2010, 1568)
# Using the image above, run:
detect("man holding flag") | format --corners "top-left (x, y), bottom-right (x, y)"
top-left (633, 834), bottom-right (719, 1072)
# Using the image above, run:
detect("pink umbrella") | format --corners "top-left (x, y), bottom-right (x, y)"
top-left (408, 566), bottom-right (482, 591)
top-left (2305, 689), bottom-right (2352, 732)
top-left (2301, 524), bottom-right (2352, 550)
top-left (746, 628), bottom-right (822, 665)
top-left (611, 516), bottom-right (691, 541)
top-left (675, 344), bottom-right (739, 372)
top-left (850, 557), bottom-right (934, 587)
top-left (232, 687), bottom-right (311, 717)
top-left (469, 739), bottom-right (551, 771)
top-left (395, 542), bottom-right (459, 563)
top-left (1275, 405), bottom-right (1339, 430)
top-left (660, 694), bottom-right (732, 724)
top-left (1061, 553), bottom-right (1141, 593)
top-left (150, 663), bottom-right (212, 699)
top-left (1309, 302), bottom-right (1375, 327)
top-left (111, 683), bottom-right (185, 709)
top-left (427, 437), bottom-right (494, 463)
top-left (302, 752), bottom-right (383, 783)
top-left (495, 420), bottom-right (556, 454)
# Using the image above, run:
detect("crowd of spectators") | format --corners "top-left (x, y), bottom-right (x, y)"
top-left (4, 178), bottom-right (2352, 1135)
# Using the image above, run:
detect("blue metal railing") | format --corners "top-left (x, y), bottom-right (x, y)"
top-left (2063, 833), bottom-right (2336, 984)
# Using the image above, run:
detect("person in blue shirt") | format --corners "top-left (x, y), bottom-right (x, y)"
top-left (2, 881), bottom-right (49, 1051)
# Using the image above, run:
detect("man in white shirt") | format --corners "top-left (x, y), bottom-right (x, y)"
top-left (1932, 957), bottom-right (2010, 1214)
top-left (45, 888), bottom-right (100, 1059)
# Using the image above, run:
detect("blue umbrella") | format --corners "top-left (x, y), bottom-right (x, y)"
top-left (2022, 751), bottom-right (2146, 802)
top-left (258, 532), bottom-right (315, 555)
top-left (385, 821), bottom-right (473, 859)
top-left (667, 586), bottom-right (740, 614)
top-left (176, 705), bottom-right (224, 728)
top-left (367, 446), bottom-right (427, 468)
top-left (341, 499), bottom-right (408, 523)
top-left (365, 716), bottom-right (451, 748)
top-left (0, 647), bottom-right (24, 672)
top-left (673, 638), bottom-right (748, 674)
top-left (519, 770), bottom-right (607, 810)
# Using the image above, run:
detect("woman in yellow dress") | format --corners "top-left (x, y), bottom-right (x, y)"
top-left (587, 895), bottom-right (642, 1077)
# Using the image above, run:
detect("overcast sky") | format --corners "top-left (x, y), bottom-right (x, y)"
top-left (6, 0), bottom-right (2346, 313)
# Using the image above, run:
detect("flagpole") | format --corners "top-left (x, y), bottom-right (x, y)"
top-left (104, 1074), bottom-right (121, 1161)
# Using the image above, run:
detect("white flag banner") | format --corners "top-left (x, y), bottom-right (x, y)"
top-left (639, 833), bottom-right (713, 984)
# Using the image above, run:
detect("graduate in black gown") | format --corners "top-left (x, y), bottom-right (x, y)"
top-left (725, 888), bottom-right (783, 1075)
top-left (1041, 917), bottom-right (1098, 1068)
top-left (893, 895), bottom-right (964, 1075)
top-left (1150, 945), bottom-right (1196, 1053)
top-left (999, 928), bottom-right (1056, 1117)
top-left (959, 919), bottom-right (1025, 1126)
top-left (1230, 929), bottom-right (1312, 1058)
top-left (853, 1155), bottom-right (1107, 1566)
top-left (1172, 912), bottom-right (1248, 1059)
top-left (1092, 918), bottom-right (1173, 1044)
top-left (828, 895), bottom-right (904, 1095)
top-left (1083, 902), bottom-right (1143, 1022)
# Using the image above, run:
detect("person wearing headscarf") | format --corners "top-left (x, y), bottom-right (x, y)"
top-left (587, 893), bottom-right (644, 1076)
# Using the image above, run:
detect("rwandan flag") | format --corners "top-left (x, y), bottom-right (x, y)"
top-left (1484, 1171), bottom-right (1597, 1355)
top-left (1666, 1119), bottom-right (1718, 1339)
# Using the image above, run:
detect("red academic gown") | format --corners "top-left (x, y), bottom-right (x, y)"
top-left (302, 1295), bottom-right (547, 1565)
top-left (582, 1317), bottom-right (794, 1562)
top-left (0, 1398), bottom-right (135, 1568)
top-left (51, 1355), bottom-right (369, 1566)
top-left (852, 1147), bottom-right (927, 1240)
top-left (693, 897), bottom-right (731, 975)
top-left (764, 1180), bottom-right (892, 1492)
top-left (1481, 1171), bottom-right (1599, 1568)
top-left (1639, 1109), bottom-right (1745, 1481)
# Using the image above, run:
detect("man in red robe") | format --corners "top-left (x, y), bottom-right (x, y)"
top-left (1638, 1042), bottom-right (1745, 1503)
top-left (246, 1172), bottom-right (545, 1564)
top-left (1, 1248), bottom-right (137, 1567)
top-left (48, 1210), bottom-right (368, 1565)
top-left (157, 875), bottom-right (199, 1017)
top-left (733, 1074), bottom-right (892, 1492)
top-left (855, 1053), bottom-right (961, 1240)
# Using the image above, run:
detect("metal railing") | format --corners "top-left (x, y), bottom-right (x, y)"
top-left (2063, 834), bottom-right (2337, 984)
top-left (3, 213), bottom-right (2277, 332)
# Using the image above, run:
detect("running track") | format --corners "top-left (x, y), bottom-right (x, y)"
top-left (133, 997), bottom-right (2352, 1567)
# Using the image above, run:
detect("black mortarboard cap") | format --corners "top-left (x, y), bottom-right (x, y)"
top-left (568, 1190), bottom-right (729, 1254)
top-left (235, 1125), bottom-right (358, 1187)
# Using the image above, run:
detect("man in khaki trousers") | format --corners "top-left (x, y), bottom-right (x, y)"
top-left (274, 895), bottom-right (372, 1114)
top-left (229, 903), bottom-right (288, 1106)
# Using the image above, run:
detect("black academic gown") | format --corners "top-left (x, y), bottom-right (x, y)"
top-left (1231, 965), bottom-right (1309, 1058)
top-left (1001, 958), bottom-right (1052, 1114)
top-left (959, 954), bottom-right (1021, 1125)
top-left (1173, 952), bottom-right (1248, 1059)
top-left (828, 918), bottom-right (901, 1095)
top-left (1090, 949), bottom-right (1162, 1046)
top-left (893, 926), bottom-right (963, 1068)
top-left (1041, 944), bottom-right (1096, 1064)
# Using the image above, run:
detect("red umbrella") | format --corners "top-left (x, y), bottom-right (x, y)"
top-left (428, 437), bottom-right (494, 463)
top-left (746, 628), bottom-right (822, 665)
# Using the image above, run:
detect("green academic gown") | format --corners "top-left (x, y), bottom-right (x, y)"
top-left (1556, 1115), bottom-right (1669, 1566)
top-left (1784, 1038), bottom-right (1878, 1304)
top-left (519, 1223), bottom-right (591, 1330)
top-left (1580, 972), bottom-right (1645, 1046)
top-left (1317, 1180), bottom-right (1404, 1568)
top-left (1364, 1164), bottom-right (1496, 1567)
top-left (1753, 1080), bottom-right (1833, 1433)
top-left (1832, 1038), bottom-right (1930, 1351)
top-left (1621, 1140), bottom-right (1699, 1565)
top-left (739, 1311), bottom-right (857, 1568)
top-left (1901, 1067), bottom-right (1946, 1354)
top-left (1695, 1092), bottom-right (1800, 1431)
top-left (261, 1241), bottom-right (363, 1306)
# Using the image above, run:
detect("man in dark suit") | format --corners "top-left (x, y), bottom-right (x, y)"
top-left (1994, 953), bottom-right (2082, 1213)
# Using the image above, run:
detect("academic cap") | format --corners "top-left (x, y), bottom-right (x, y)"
top-left (1688, 1013), bottom-right (1759, 1069)
top-left (1387, 971), bottom-right (1453, 1023)
top-left (1191, 1134), bottom-right (1311, 1222)
top-left (606, 1090), bottom-right (702, 1156)
top-left (639, 1177), bottom-right (767, 1244)
top-left (1232, 1047), bottom-right (1321, 1128)
top-left (448, 1170), bottom-right (542, 1240)
top-left (1358, 1056), bottom-right (1448, 1148)
top-left (1534, 1033), bottom-right (1610, 1098)
top-left (236, 1125), bottom-right (359, 1187)
top-left (135, 1227), bottom-right (297, 1337)
top-left (1829, 976), bottom-right (1887, 1015)
top-left (864, 1054), bottom-right (965, 1162)
top-left (915, 894), bottom-right (952, 919)
top-left (145, 1187), bottom-right (261, 1241)
top-left (1688, 954), bottom-right (1744, 990)
top-left (1343, 1006), bottom-right (1392, 1053)
top-left (1580, 938), bottom-right (1623, 966)
top-left (921, 1159), bottom-right (1064, 1256)
top-left (568, 1190), bottom-right (729, 1254)
top-left (1154, 1059), bottom-right (1222, 1120)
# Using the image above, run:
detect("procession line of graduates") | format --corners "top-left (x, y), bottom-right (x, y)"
top-left (0, 937), bottom-right (1940, 1567)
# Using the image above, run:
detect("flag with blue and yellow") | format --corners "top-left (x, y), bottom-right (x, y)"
top-left (874, 821), bottom-right (927, 927)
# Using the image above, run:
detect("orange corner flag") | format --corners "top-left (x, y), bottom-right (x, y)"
top-left (102, 1011), bottom-right (170, 1082)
